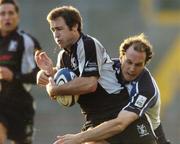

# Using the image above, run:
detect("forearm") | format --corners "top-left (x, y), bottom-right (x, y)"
top-left (78, 119), bottom-right (124, 142)
top-left (14, 67), bottom-right (39, 84)
top-left (51, 76), bottom-right (98, 96)
top-left (77, 111), bottom-right (138, 143)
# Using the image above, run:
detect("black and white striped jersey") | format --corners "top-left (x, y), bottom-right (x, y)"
top-left (56, 33), bottom-right (123, 94)
top-left (56, 33), bottom-right (128, 122)
top-left (0, 28), bottom-right (41, 140)
top-left (0, 28), bottom-right (41, 100)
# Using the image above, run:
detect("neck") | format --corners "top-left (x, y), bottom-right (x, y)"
top-left (0, 30), bottom-right (11, 37)
top-left (66, 32), bottom-right (81, 52)
top-left (0, 27), bottom-right (17, 37)
top-left (73, 32), bottom-right (80, 44)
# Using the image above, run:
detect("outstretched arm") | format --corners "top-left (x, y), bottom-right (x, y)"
top-left (53, 110), bottom-right (138, 144)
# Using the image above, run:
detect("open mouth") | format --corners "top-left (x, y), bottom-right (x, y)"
top-left (5, 22), bottom-right (11, 26)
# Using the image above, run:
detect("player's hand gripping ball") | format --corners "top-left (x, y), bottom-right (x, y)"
top-left (54, 68), bottom-right (79, 107)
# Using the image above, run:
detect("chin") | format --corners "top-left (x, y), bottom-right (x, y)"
top-left (4, 28), bottom-right (13, 32)
top-left (125, 76), bottom-right (133, 82)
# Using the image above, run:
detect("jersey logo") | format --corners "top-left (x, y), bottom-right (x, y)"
top-left (8, 40), bottom-right (18, 52)
top-left (84, 61), bottom-right (98, 72)
top-left (71, 57), bottom-right (78, 69)
top-left (137, 124), bottom-right (149, 137)
top-left (134, 95), bottom-right (147, 108)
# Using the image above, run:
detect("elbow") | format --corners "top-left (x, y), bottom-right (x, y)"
top-left (116, 123), bottom-right (126, 133)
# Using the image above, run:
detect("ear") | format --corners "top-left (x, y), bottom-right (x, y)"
top-left (119, 56), bottom-right (123, 62)
top-left (16, 14), bottom-right (20, 24)
top-left (72, 24), bottom-right (78, 32)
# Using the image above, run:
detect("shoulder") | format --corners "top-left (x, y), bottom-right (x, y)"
top-left (18, 30), bottom-right (38, 42)
top-left (80, 34), bottom-right (104, 49)
top-left (18, 30), bottom-right (34, 39)
top-left (18, 30), bottom-right (41, 50)
top-left (136, 68), bottom-right (158, 96)
top-left (138, 68), bottom-right (154, 84)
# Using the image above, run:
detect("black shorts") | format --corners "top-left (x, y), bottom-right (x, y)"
top-left (82, 115), bottom-right (157, 144)
top-left (0, 94), bottom-right (35, 144)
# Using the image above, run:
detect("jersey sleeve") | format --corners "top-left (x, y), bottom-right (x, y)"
top-left (14, 33), bottom-right (42, 84)
top-left (79, 37), bottom-right (100, 77)
top-left (123, 69), bottom-right (159, 117)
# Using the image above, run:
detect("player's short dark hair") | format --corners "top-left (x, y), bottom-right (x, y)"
top-left (0, 0), bottom-right (19, 13)
top-left (119, 33), bottom-right (153, 64)
top-left (47, 5), bottom-right (82, 33)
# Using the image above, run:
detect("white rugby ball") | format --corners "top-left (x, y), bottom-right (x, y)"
top-left (54, 68), bottom-right (79, 107)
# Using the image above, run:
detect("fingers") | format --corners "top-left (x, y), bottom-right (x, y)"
top-left (0, 67), bottom-right (13, 81)
top-left (34, 50), bottom-right (41, 62)
top-left (49, 77), bottom-right (56, 85)
top-left (39, 52), bottom-right (49, 59)
top-left (0, 67), bottom-right (4, 79)
top-left (36, 70), bottom-right (49, 86)
top-left (53, 136), bottom-right (64, 144)
top-left (53, 139), bottom-right (61, 144)
top-left (35, 50), bottom-right (47, 58)
top-left (46, 77), bottom-right (58, 100)
top-left (35, 51), bottom-right (49, 64)
top-left (38, 78), bottom-right (48, 86)
top-left (35, 50), bottom-right (41, 57)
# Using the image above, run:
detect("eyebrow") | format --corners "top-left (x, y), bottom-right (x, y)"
top-left (126, 59), bottom-right (144, 65)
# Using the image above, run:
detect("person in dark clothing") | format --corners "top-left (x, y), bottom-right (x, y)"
top-left (0, 0), bottom-right (41, 143)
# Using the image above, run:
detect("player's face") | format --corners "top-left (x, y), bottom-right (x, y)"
top-left (50, 17), bottom-right (79, 51)
top-left (120, 46), bottom-right (146, 82)
top-left (0, 3), bottom-right (19, 36)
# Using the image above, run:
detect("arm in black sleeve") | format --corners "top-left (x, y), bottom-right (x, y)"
top-left (13, 66), bottom-right (40, 84)
top-left (14, 32), bottom-right (42, 84)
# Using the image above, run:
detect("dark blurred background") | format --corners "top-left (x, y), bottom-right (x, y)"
top-left (12, 0), bottom-right (180, 143)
